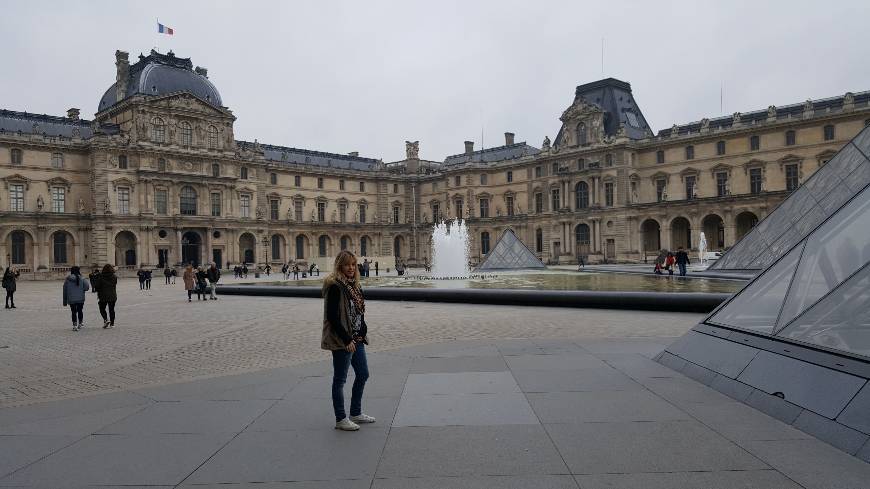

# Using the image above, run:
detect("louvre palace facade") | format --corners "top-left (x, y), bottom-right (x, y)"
top-left (2, 49), bottom-right (869, 276)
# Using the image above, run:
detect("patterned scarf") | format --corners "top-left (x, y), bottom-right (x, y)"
top-left (335, 274), bottom-right (365, 316)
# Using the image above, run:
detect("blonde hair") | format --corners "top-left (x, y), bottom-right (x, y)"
top-left (323, 250), bottom-right (359, 291)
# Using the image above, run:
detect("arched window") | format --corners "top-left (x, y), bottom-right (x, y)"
top-left (212, 163), bottom-right (220, 177)
top-left (575, 181), bottom-right (589, 209)
top-left (360, 236), bottom-right (368, 257)
top-left (576, 224), bottom-right (590, 245)
top-left (151, 117), bottom-right (165, 143)
top-left (481, 232), bottom-right (490, 255)
top-left (179, 121), bottom-right (192, 146)
top-left (180, 186), bottom-right (197, 215)
top-left (535, 228), bottom-right (543, 253)
top-left (207, 125), bottom-right (218, 148)
top-left (158, 158), bottom-right (166, 172)
top-left (271, 235), bottom-right (281, 261)
top-left (11, 231), bottom-right (26, 264)
top-left (296, 235), bottom-right (305, 259)
top-left (576, 122), bottom-right (586, 145)
top-left (318, 235), bottom-right (328, 257)
top-left (53, 232), bottom-right (68, 264)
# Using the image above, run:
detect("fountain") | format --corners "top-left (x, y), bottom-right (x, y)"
top-left (430, 219), bottom-right (471, 278)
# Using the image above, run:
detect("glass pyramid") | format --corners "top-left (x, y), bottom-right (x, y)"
top-left (710, 125), bottom-right (870, 271)
top-left (476, 229), bottom-right (546, 271)
top-left (707, 182), bottom-right (870, 360)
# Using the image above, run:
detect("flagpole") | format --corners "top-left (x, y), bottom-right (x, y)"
top-left (155, 17), bottom-right (159, 53)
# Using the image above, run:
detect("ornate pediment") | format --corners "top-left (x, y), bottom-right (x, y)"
top-left (558, 97), bottom-right (606, 148)
top-left (710, 163), bottom-right (732, 176)
top-left (2, 173), bottom-right (31, 189)
top-left (47, 176), bottom-right (72, 190)
top-left (560, 97), bottom-right (603, 123)
top-left (650, 171), bottom-right (670, 182)
top-left (111, 177), bottom-right (136, 191)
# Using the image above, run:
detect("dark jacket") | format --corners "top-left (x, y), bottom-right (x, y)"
top-left (2, 270), bottom-right (19, 292)
top-left (675, 251), bottom-right (691, 265)
top-left (321, 277), bottom-right (368, 350)
top-left (95, 272), bottom-right (118, 302)
top-left (62, 274), bottom-right (90, 306)
top-left (206, 267), bottom-right (221, 283)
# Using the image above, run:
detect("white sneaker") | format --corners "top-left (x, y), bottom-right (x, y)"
top-left (350, 414), bottom-right (376, 424)
top-left (334, 418), bottom-right (360, 431)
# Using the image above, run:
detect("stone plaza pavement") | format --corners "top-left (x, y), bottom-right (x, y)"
top-left (1, 277), bottom-right (869, 487)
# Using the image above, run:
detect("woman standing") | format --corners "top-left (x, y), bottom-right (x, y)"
top-left (322, 250), bottom-right (374, 431)
top-left (95, 264), bottom-right (117, 328)
top-left (194, 266), bottom-right (208, 301)
top-left (2, 267), bottom-right (20, 309)
top-left (62, 266), bottom-right (90, 331)
top-left (182, 265), bottom-right (195, 302)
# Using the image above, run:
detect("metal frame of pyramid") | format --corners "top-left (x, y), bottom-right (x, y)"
top-left (476, 229), bottom-right (546, 271)
top-left (657, 125), bottom-right (870, 462)
top-left (710, 125), bottom-right (870, 271)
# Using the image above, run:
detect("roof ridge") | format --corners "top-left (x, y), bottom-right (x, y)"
top-left (444, 141), bottom-right (532, 160)
top-left (0, 109), bottom-right (92, 125)
top-left (239, 141), bottom-right (381, 163)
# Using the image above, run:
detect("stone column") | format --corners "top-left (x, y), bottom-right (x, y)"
top-left (135, 239), bottom-right (143, 268)
top-left (143, 228), bottom-right (153, 266)
top-left (661, 222), bottom-right (672, 251)
top-left (205, 228), bottom-right (213, 265)
top-left (176, 229), bottom-right (183, 266)
top-left (38, 227), bottom-right (49, 270)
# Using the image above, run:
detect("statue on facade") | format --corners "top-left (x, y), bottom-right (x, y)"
top-left (804, 99), bottom-right (814, 113)
top-left (767, 105), bottom-right (777, 119)
top-left (353, 209), bottom-right (359, 222)
top-left (331, 210), bottom-right (337, 222)
top-left (844, 92), bottom-right (855, 107)
top-left (311, 209), bottom-right (316, 222)
top-left (671, 124), bottom-right (679, 137)
top-left (732, 112), bottom-right (742, 124)
top-left (287, 206), bottom-right (294, 221)
top-left (660, 186), bottom-right (668, 202)
top-left (405, 141), bottom-right (419, 160)
top-left (255, 206), bottom-right (263, 219)
top-left (36, 194), bottom-right (44, 212)
top-left (541, 136), bottom-right (551, 151)
top-left (700, 118), bottom-right (710, 132)
top-left (78, 197), bottom-right (86, 214)
top-left (104, 199), bottom-right (111, 214)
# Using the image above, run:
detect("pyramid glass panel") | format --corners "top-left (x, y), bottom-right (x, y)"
top-left (477, 229), bottom-right (545, 270)
top-left (778, 262), bottom-right (870, 358)
top-left (707, 242), bottom-right (804, 334)
top-left (776, 184), bottom-right (870, 329)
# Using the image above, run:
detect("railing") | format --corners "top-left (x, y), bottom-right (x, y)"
top-left (49, 266), bottom-right (71, 273)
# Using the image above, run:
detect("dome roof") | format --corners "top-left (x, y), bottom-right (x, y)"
top-left (98, 50), bottom-right (223, 112)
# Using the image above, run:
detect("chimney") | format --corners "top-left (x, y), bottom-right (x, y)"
top-left (195, 66), bottom-right (209, 78)
top-left (348, 151), bottom-right (359, 157)
top-left (67, 108), bottom-right (80, 120)
top-left (504, 132), bottom-right (515, 145)
top-left (115, 50), bottom-right (130, 102)
top-left (464, 141), bottom-right (474, 154)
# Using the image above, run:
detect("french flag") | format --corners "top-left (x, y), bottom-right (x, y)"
top-left (157, 22), bottom-right (174, 35)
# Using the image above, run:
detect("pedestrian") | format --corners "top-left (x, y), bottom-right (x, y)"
top-left (322, 250), bottom-right (374, 431)
top-left (362, 259), bottom-right (370, 278)
top-left (164, 266), bottom-right (171, 285)
top-left (62, 266), bottom-right (90, 331)
top-left (2, 267), bottom-right (20, 309)
top-left (242, 264), bottom-right (249, 279)
top-left (137, 267), bottom-right (146, 290)
top-left (206, 262), bottom-right (221, 300)
top-left (293, 264), bottom-right (300, 280)
top-left (145, 268), bottom-right (153, 290)
top-left (183, 265), bottom-right (196, 302)
top-left (315, 265), bottom-right (320, 277)
top-left (578, 255), bottom-right (585, 269)
top-left (95, 264), bottom-right (117, 328)
top-left (89, 266), bottom-right (100, 293)
top-left (195, 266), bottom-right (209, 301)
top-left (171, 267), bottom-right (178, 284)
top-left (265, 264), bottom-right (271, 277)
top-left (282, 263), bottom-right (288, 280)
top-left (675, 247), bottom-right (691, 277)
top-left (374, 261), bottom-right (378, 276)
top-left (665, 252), bottom-right (676, 276)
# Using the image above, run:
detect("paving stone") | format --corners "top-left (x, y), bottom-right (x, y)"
top-left (654, 351), bottom-right (688, 373)
top-left (180, 479), bottom-right (371, 488)
top-left (527, 390), bottom-right (690, 423)
top-left (376, 425), bottom-right (567, 478)
top-left (639, 376), bottom-right (738, 406)
top-left (402, 371), bottom-right (520, 396)
top-left (505, 353), bottom-right (607, 371)
top-left (96, 400), bottom-right (274, 434)
top-left (393, 392), bottom-right (539, 427)
top-left (409, 355), bottom-right (508, 373)
top-left (546, 420), bottom-right (768, 474)
top-left (743, 438), bottom-right (870, 489)
top-left (184, 429), bottom-right (387, 484)
top-left (0, 433), bottom-right (233, 487)
top-left (133, 374), bottom-right (301, 401)
top-left (599, 353), bottom-right (685, 379)
top-left (575, 470), bottom-right (802, 489)
top-left (249, 396), bottom-right (399, 431)
top-left (836, 382), bottom-right (870, 435)
top-left (0, 404), bottom-right (147, 436)
top-left (575, 337), bottom-right (673, 357)
top-left (0, 434), bottom-right (79, 479)
top-left (512, 367), bottom-right (642, 393)
top-left (286, 373), bottom-right (408, 400)
top-left (372, 474), bottom-right (579, 488)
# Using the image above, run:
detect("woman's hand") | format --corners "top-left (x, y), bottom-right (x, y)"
top-left (345, 341), bottom-right (357, 353)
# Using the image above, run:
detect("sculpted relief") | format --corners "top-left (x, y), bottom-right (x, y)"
top-left (559, 96), bottom-right (605, 147)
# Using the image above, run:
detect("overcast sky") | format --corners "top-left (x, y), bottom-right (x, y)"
top-left (2, 0), bottom-right (869, 162)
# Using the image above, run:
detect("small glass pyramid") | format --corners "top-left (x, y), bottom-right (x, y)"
top-left (476, 229), bottom-right (546, 271)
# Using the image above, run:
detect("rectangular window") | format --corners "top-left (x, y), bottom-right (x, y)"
top-left (359, 181), bottom-right (365, 192)
top-left (749, 168), bottom-right (763, 195)
top-left (656, 151), bottom-right (664, 164)
top-left (339, 203), bottom-right (347, 222)
top-left (270, 199), bottom-right (279, 220)
top-left (479, 198), bottom-right (489, 218)
top-left (551, 189), bottom-right (560, 211)
top-left (317, 177), bottom-right (324, 189)
top-left (393, 183), bottom-right (399, 193)
top-left (339, 179), bottom-right (345, 191)
top-left (212, 164), bottom-right (220, 177)
top-left (685, 175), bottom-right (696, 200)
top-left (359, 204), bottom-right (366, 223)
top-left (480, 174), bottom-right (487, 185)
top-left (432, 181), bottom-right (438, 192)
top-left (455, 199), bottom-right (463, 219)
top-left (11, 148), bottom-right (23, 165)
top-left (786, 131), bottom-right (796, 146)
top-left (211, 192), bottom-right (221, 216)
top-left (716, 141), bottom-right (726, 156)
top-left (295, 175), bottom-right (301, 187)
top-left (506, 196), bottom-right (514, 216)
top-left (535, 166), bottom-right (542, 178)
top-left (578, 158), bottom-right (586, 170)
top-left (155, 189), bottom-right (167, 215)
top-left (240, 167), bottom-right (248, 179)
top-left (454, 175), bottom-right (461, 186)
top-left (685, 145), bottom-right (694, 160)
top-left (118, 155), bottom-right (128, 169)
top-left (535, 192), bottom-right (543, 213)
top-left (716, 172), bottom-right (728, 197)
top-left (432, 203), bottom-right (440, 222)
top-left (506, 171), bottom-right (513, 183)
top-left (180, 126), bottom-right (192, 146)
top-left (824, 125), bottom-right (835, 141)
top-left (240, 195), bottom-right (251, 218)
top-left (750, 135), bottom-right (760, 151)
top-left (295, 201), bottom-right (303, 222)
top-left (51, 153), bottom-right (64, 169)
top-left (317, 202), bottom-right (326, 221)
top-left (270, 173), bottom-right (277, 185)
top-left (605, 182), bottom-right (614, 206)
top-left (551, 162), bottom-right (559, 174)
top-left (656, 179), bottom-right (666, 202)
top-left (118, 188), bottom-right (130, 215)
top-left (51, 187), bottom-right (65, 213)
top-left (393, 206), bottom-right (400, 223)
top-left (785, 164), bottom-right (799, 191)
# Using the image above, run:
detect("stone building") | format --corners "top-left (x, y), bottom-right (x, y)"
top-left (2, 49), bottom-right (869, 276)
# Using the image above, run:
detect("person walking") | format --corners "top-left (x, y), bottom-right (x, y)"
top-left (2, 267), bottom-right (20, 309)
top-left (206, 263), bottom-right (221, 300)
top-left (282, 263), bottom-right (288, 280)
top-left (242, 264), bottom-right (249, 279)
top-left (164, 266), bottom-right (172, 285)
top-left (374, 261), bottom-right (378, 276)
top-left (362, 259), bottom-right (370, 278)
top-left (89, 266), bottom-right (100, 294)
top-left (171, 267), bottom-right (178, 284)
top-left (137, 268), bottom-right (146, 290)
top-left (665, 252), bottom-right (676, 276)
top-left (675, 247), bottom-right (691, 277)
top-left (95, 264), bottom-right (117, 328)
top-left (144, 269), bottom-right (152, 290)
top-left (195, 266), bottom-right (209, 301)
top-left (183, 265), bottom-right (196, 302)
top-left (62, 266), bottom-right (90, 331)
top-left (293, 264), bottom-right (300, 280)
top-left (322, 250), bottom-right (374, 431)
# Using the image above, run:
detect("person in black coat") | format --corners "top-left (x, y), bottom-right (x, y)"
top-left (95, 264), bottom-right (118, 328)
top-left (2, 267), bottom-right (20, 309)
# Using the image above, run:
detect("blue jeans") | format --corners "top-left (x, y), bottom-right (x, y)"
top-left (331, 342), bottom-right (369, 421)
top-left (678, 263), bottom-right (687, 276)
top-left (69, 303), bottom-right (84, 324)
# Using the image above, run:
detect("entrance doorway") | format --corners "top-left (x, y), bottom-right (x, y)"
top-left (157, 249), bottom-right (169, 268)
top-left (181, 231), bottom-right (201, 267)
top-left (212, 249), bottom-right (223, 270)
top-left (606, 239), bottom-right (616, 263)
